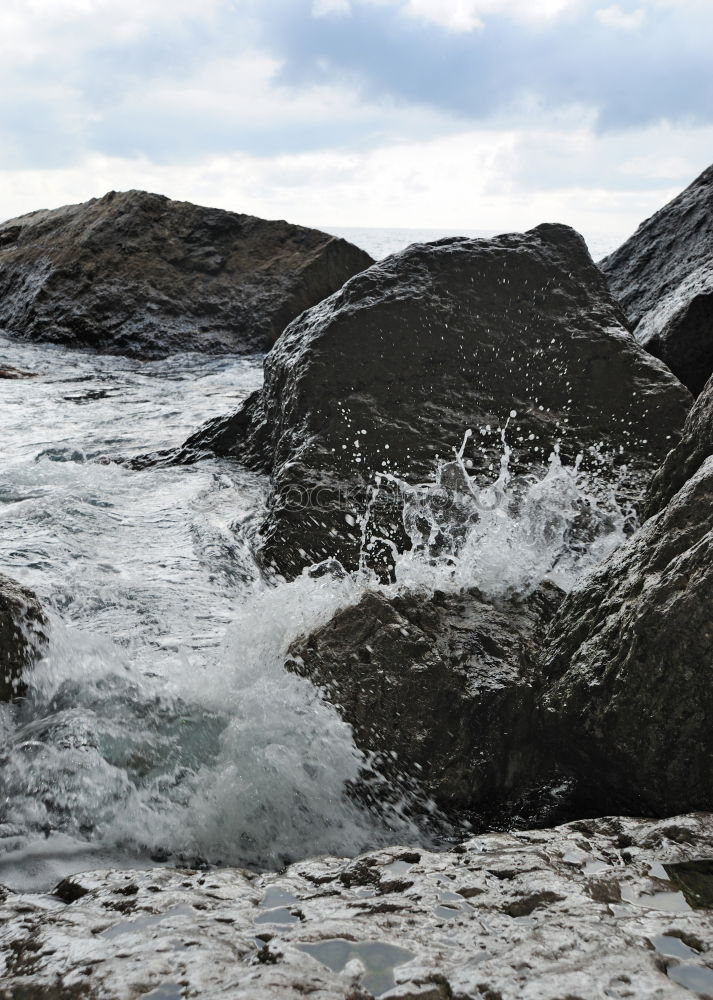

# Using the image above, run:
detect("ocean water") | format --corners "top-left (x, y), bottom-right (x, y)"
top-left (0, 227), bottom-right (625, 892)
top-left (326, 226), bottom-right (618, 263)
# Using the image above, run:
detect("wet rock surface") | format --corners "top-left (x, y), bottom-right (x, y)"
top-left (601, 163), bottom-right (713, 395)
top-left (286, 585), bottom-right (564, 816)
top-left (0, 572), bottom-right (47, 701)
top-left (0, 365), bottom-right (35, 379)
top-left (0, 190), bottom-right (373, 358)
top-left (645, 373), bottom-right (713, 516)
top-left (541, 447), bottom-right (713, 817)
top-left (173, 223), bottom-right (690, 578)
top-left (3, 814), bottom-right (713, 999)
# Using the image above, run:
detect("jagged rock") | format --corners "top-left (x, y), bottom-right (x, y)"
top-left (0, 573), bottom-right (47, 700)
top-left (0, 191), bottom-right (373, 358)
top-left (601, 163), bottom-right (713, 395)
top-left (541, 447), bottom-right (713, 816)
top-left (170, 224), bottom-right (690, 579)
top-left (645, 372), bottom-right (713, 516)
top-left (2, 813), bottom-right (713, 998)
top-left (286, 585), bottom-right (564, 816)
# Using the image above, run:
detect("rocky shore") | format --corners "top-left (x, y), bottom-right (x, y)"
top-left (2, 170), bottom-right (713, 998)
top-left (3, 814), bottom-right (713, 999)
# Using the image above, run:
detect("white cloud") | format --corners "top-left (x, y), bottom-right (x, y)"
top-left (400, 0), bottom-right (485, 31)
top-left (364, 0), bottom-right (581, 32)
top-left (2, 120), bottom-right (711, 250)
top-left (616, 154), bottom-right (697, 180)
top-left (0, 0), bottom-right (228, 70)
top-left (397, 0), bottom-right (706, 33)
top-left (84, 49), bottom-right (459, 161)
top-left (595, 4), bottom-right (646, 29)
top-left (312, 0), bottom-right (352, 16)
top-left (0, 0), bottom-right (710, 249)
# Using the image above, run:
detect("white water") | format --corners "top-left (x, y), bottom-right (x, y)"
top-left (0, 232), bottom-right (628, 894)
top-left (0, 335), bottom-right (401, 892)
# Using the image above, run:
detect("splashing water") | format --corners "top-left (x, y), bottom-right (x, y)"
top-left (0, 336), bottom-right (427, 891)
top-left (0, 335), bottom-right (630, 892)
top-left (2, 572), bottom-right (392, 877)
top-left (387, 425), bottom-right (632, 597)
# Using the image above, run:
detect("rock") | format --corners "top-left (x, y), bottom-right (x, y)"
top-left (0, 190), bottom-right (373, 358)
top-left (645, 372), bottom-right (713, 516)
top-left (541, 448), bottom-right (713, 816)
top-left (171, 224), bottom-right (690, 579)
top-left (2, 813), bottom-right (713, 998)
top-left (0, 573), bottom-right (47, 701)
top-left (0, 365), bottom-right (35, 379)
top-left (286, 584), bottom-right (564, 817)
top-left (601, 163), bottom-right (713, 395)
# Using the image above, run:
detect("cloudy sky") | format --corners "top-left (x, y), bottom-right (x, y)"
top-left (1, 0), bottom-right (711, 243)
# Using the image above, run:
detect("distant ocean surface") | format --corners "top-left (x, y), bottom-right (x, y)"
top-left (324, 226), bottom-right (618, 263)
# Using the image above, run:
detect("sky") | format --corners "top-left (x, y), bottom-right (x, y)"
top-left (1, 0), bottom-right (712, 242)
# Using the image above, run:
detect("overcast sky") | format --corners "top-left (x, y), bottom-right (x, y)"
top-left (1, 0), bottom-right (711, 242)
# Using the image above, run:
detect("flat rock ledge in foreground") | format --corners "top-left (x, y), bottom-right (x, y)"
top-left (3, 814), bottom-right (713, 999)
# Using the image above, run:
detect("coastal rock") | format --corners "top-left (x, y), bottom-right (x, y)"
top-left (0, 573), bottom-right (47, 701)
top-left (0, 365), bottom-right (35, 379)
top-left (645, 372), bottom-right (713, 516)
top-left (601, 163), bottom-right (713, 395)
top-left (175, 224), bottom-right (690, 578)
top-left (286, 585), bottom-right (564, 816)
top-left (541, 448), bottom-right (713, 816)
top-left (3, 813), bottom-right (713, 998)
top-left (0, 190), bottom-right (373, 358)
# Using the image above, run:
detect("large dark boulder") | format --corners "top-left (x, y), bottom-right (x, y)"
top-left (0, 191), bottom-right (373, 358)
top-left (174, 223), bottom-right (690, 579)
top-left (601, 164), bottom-right (713, 395)
top-left (286, 584), bottom-right (564, 817)
top-left (0, 573), bottom-right (47, 701)
top-left (541, 381), bottom-right (713, 814)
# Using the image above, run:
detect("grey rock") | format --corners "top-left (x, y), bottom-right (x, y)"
top-left (0, 572), bottom-right (47, 701)
top-left (286, 585), bottom-right (564, 816)
top-left (174, 224), bottom-right (690, 579)
top-left (541, 452), bottom-right (713, 816)
top-left (2, 813), bottom-right (713, 998)
top-left (0, 191), bottom-right (373, 358)
top-left (601, 163), bottom-right (713, 395)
